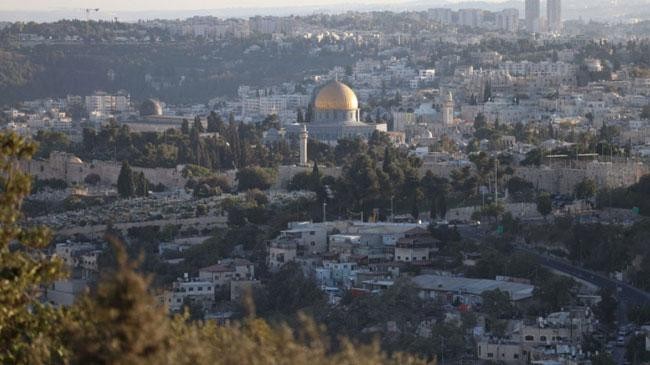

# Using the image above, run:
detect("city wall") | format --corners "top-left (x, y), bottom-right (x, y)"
top-left (23, 152), bottom-right (188, 189)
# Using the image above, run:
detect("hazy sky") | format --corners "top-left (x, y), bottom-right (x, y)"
top-left (0, 0), bottom-right (430, 11)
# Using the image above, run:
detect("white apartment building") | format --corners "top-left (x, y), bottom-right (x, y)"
top-left (164, 277), bottom-right (215, 312)
top-left (241, 94), bottom-right (310, 117)
top-left (85, 91), bottom-right (130, 116)
top-left (198, 258), bottom-right (255, 291)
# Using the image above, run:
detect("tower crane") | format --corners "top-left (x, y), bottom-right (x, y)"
top-left (79, 8), bottom-right (100, 21)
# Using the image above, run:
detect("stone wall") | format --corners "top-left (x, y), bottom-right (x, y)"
top-left (23, 151), bottom-right (187, 189)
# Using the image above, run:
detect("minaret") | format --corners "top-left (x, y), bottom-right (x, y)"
top-left (299, 124), bottom-right (308, 166)
top-left (442, 91), bottom-right (454, 125)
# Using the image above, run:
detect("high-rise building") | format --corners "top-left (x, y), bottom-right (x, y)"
top-left (525, 0), bottom-right (541, 33)
top-left (457, 8), bottom-right (484, 28)
top-left (441, 91), bottom-right (454, 125)
top-left (496, 9), bottom-right (519, 32)
top-left (547, 0), bottom-right (562, 32)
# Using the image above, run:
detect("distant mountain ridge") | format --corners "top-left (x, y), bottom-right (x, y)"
top-left (0, 0), bottom-right (649, 22)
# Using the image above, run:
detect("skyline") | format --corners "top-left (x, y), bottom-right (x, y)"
top-left (0, 0), bottom-right (481, 12)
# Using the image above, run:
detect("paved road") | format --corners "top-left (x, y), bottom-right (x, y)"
top-left (515, 246), bottom-right (650, 306)
top-left (454, 224), bottom-right (650, 305)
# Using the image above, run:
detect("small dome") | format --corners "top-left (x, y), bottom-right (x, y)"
top-left (314, 80), bottom-right (358, 110)
top-left (68, 156), bottom-right (83, 164)
top-left (140, 99), bottom-right (162, 116)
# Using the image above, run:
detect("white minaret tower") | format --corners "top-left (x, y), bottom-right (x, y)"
top-left (299, 123), bottom-right (308, 166)
top-left (442, 91), bottom-right (454, 125)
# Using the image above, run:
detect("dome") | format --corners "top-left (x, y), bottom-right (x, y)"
top-left (140, 98), bottom-right (162, 117)
top-left (314, 80), bottom-right (358, 110)
top-left (68, 156), bottom-right (83, 164)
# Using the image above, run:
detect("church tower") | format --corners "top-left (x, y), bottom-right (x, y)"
top-left (442, 91), bottom-right (454, 125)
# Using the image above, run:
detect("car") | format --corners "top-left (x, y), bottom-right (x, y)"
top-left (616, 336), bottom-right (626, 346)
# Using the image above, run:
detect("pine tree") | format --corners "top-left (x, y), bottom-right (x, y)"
top-left (0, 132), bottom-right (68, 364)
top-left (117, 161), bottom-right (135, 198)
top-left (181, 119), bottom-right (190, 135)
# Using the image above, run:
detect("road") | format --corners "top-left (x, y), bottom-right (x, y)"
top-left (454, 224), bottom-right (650, 305)
top-left (515, 246), bottom-right (650, 306)
top-left (456, 224), bottom-right (648, 364)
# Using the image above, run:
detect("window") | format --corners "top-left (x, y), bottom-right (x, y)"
top-left (487, 353), bottom-right (493, 358)
top-left (397, 256), bottom-right (401, 260)
top-left (188, 287), bottom-right (194, 292)
top-left (540, 336), bottom-right (547, 342)
top-left (524, 335), bottom-right (534, 341)
top-left (198, 287), bottom-right (203, 291)
top-left (514, 354), bottom-right (519, 359)
top-left (309, 231), bottom-right (315, 235)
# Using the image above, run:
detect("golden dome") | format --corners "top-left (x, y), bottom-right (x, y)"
top-left (314, 80), bottom-right (358, 110)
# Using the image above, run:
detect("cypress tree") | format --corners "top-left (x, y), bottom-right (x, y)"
top-left (117, 161), bottom-right (135, 198)
top-left (193, 116), bottom-right (205, 133)
top-left (135, 172), bottom-right (148, 197)
top-left (181, 119), bottom-right (190, 135)
top-left (297, 108), bottom-right (304, 124)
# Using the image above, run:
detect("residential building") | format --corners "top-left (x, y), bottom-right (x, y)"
top-left (525, 0), bottom-right (541, 33)
top-left (547, 0), bottom-right (562, 33)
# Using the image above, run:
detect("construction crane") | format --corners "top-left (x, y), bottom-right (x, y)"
top-left (79, 8), bottom-right (100, 21)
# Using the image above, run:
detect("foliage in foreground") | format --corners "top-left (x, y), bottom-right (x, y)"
top-left (0, 131), bottom-right (433, 365)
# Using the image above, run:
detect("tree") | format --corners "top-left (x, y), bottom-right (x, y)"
top-left (402, 168), bottom-right (422, 220)
top-left (134, 171), bottom-right (149, 197)
top-left (641, 104), bottom-right (650, 120)
top-left (590, 353), bottom-right (616, 365)
top-left (297, 108), bottom-right (304, 124)
top-left (193, 116), bottom-right (205, 133)
top-left (534, 274), bottom-right (575, 311)
top-left (421, 171), bottom-right (449, 220)
top-left (473, 113), bottom-right (488, 130)
top-left (117, 160), bottom-right (135, 198)
top-left (626, 334), bottom-right (650, 363)
top-left (64, 239), bottom-right (174, 364)
top-left (521, 148), bottom-right (542, 166)
top-left (574, 178), bottom-right (597, 200)
top-left (236, 167), bottom-right (277, 191)
top-left (0, 132), bottom-right (68, 363)
top-left (84, 173), bottom-right (101, 185)
top-left (483, 81), bottom-right (492, 102)
top-left (596, 287), bottom-right (618, 327)
top-left (536, 193), bottom-right (552, 219)
top-left (206, 111), bottom-right (224, 133)
top-left (481, 289), bottom-right (514, 319)
top-left (181, 119), bottom-right (190, 134)
top-left (506, 176), bottom-right (534, 202)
